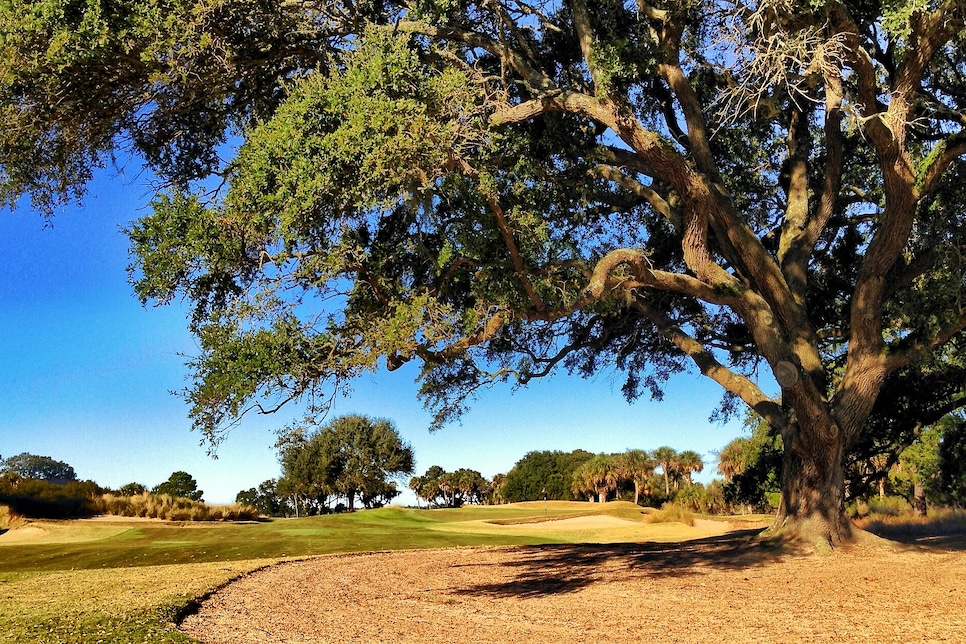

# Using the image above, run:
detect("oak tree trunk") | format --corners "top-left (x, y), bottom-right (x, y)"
top-left (913, 482), bottom-right (927, 517)
top-left (768, 421), bottom-right (853, 547)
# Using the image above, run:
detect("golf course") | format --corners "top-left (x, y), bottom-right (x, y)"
top-left (3, 502), bottom-right (966, 642)
top-left (0, 501), bottom-right (755, 642)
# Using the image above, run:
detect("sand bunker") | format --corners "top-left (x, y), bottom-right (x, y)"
top-left (0, 525), bottom-right (49, 543)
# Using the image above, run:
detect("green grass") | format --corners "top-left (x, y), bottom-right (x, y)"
top-left (0, 502), bottom-right (719, 642)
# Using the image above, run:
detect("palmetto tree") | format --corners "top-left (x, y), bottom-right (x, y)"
top-left (651, 446), bottom-right (678, 497)
top-left (572, 454), bottom-right (615, 503)
top-left (716, 438), bottom-right (751, 482)
top-left (615, 449), bottom-right (655, 505)
top-left (677, 450), bottom-right (704, 487)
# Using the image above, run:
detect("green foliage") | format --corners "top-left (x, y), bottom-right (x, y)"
top-left (719, 418), bottom-right (783, 511)
top-left (674, 481), bottom-right (727, 514)
top-left (235, 479), bottom-right (291, 516)
top-left (151, 471), bottom-right (203, 501)
top-left (5, 0), bottom-right (966, 534)
top-left (2, 453), bottom-right (76, 482)
top-left (500, 450), bottom-right (594, 502)
top-left (278, 414), bottom-right (415, 511)
top-left (939, 415), bottom-right (966, 506)
top-left (114, 482), bottom-right (148, 496)
top-left (881, 0), bottom-right (932, 40)
top-left (409, 466), bottom-right (490, 507)
top-left (890, 426), bottom-right (944, 504)
top-left (0, 474), bottom-right (103, 518)
top-left (571, 453), bottom-right (618, 502)
top-left (0, 0), bottom-right (321, 213)
top-left (867, 495), bottom-right (912, 517)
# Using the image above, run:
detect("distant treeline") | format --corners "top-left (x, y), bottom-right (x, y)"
top-left (0, 453), bottom-right (257, 521)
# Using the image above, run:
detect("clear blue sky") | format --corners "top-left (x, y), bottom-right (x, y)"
top-left (1, 166), bottom-right (751, 504)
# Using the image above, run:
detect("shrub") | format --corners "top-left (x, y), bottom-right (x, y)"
top-left (764, 492), bottom-right (781, 510)
top-left (93, 492), bottom-right (258, 522)
top-left (847, 500), bottom-right (871, 519)
top-left (0, 475), bottom-right (103, 518)
top-left (868, 495), bottom-right (911, 517)
top-left (854, 507), bottom-right (966, 537)
top-left (645, 502), bottom-right (695, 526)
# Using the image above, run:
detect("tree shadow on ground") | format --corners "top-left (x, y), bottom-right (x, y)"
top-left (450, 529), bottom-right (797, 599)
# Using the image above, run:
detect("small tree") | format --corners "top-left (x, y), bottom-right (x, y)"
top-left (152, 471), bottom-right (203, 501)
top-left (501, 450), bottom-right (594, 502)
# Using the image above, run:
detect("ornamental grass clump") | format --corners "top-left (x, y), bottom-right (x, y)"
top-left (94, 492), bottom-right (257, 521)
top-left (0, 503), bottom-right (28, 530)
top-left (645, 502), bottom-right (695, 526)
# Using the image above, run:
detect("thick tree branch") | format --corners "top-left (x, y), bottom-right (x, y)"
top-left (593, 163), bottom-right (676, 226)
top-left (630, 298), bottom-right (786, 431)
top-left (885, 312), bottom-right (966, 373)
top-left (918, 134), bottom-right (966, 199)
top-left (487, 196), bottom-right (546, 311)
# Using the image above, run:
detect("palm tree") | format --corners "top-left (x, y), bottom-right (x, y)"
top-left (573, 454), bottom-right (615, 503)
top-left (716, 437), bottom-right (751, 482)
top-left (408, 475), bottom-right (425, 508)
top-left (677, 450), bottom-right (704, 487)
top-left (615, 449), bottom-right (655, 505)
top-left (651, 446), bottom-right (678, 497)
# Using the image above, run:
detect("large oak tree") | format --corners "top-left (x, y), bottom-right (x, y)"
top-left (3, 0), bottom-right (966, 546)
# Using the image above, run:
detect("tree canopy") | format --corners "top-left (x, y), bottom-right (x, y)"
top-left (278, 414), bottom-right (415, 511)
top-left (2, 453), bottom-right (77, 483)
top-left (500, 449), bottom-right (594, 502)
top-left (5, 0), bottom-right (966, 545)
top-left (151, 471), bottom-right (204, 501)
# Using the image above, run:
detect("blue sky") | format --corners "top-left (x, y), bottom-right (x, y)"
top-left (1, 167), bottom-right (751, 504)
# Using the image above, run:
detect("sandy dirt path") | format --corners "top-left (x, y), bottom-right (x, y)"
top-left (180, 529), bottom-right (966, 643)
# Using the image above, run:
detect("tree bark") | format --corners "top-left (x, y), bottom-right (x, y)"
top-left (766, 421), bottom-right (854, 547)
top-left (913, 482), bottom-right (927, 517)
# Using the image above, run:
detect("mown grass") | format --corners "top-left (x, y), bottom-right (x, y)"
top-left (2, 502), bottom-right (670, 642)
